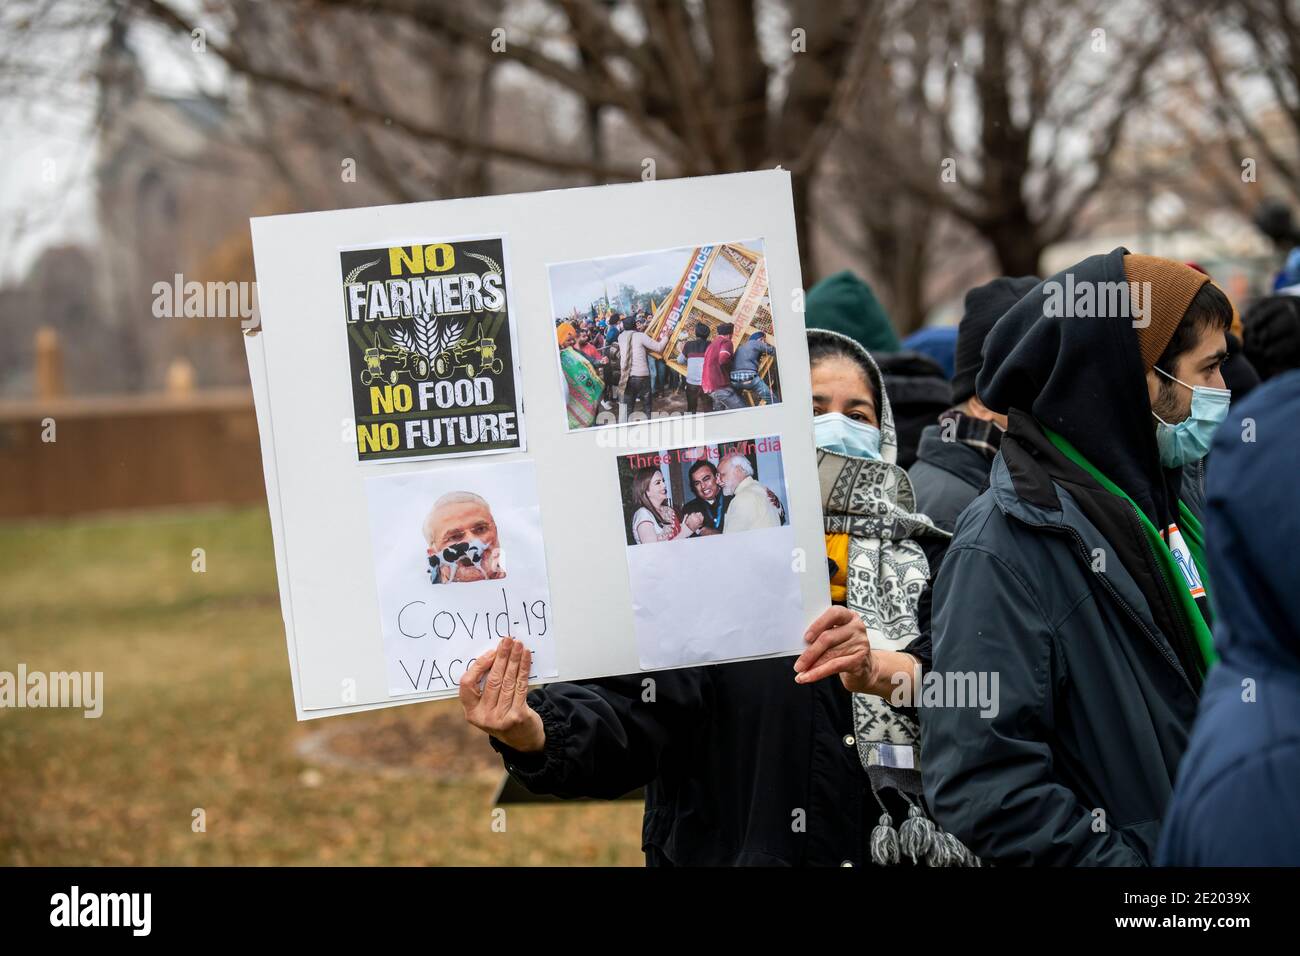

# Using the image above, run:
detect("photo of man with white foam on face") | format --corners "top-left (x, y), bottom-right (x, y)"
top-left (422, 491), bottom-right (507, 585)
top-left (364, 460), bottom-right (556, 698)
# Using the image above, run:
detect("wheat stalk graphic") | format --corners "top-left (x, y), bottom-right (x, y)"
top-left (462, 251), bottom-right (502, 277)
top-left (344, 259), bottom-right (380, 286)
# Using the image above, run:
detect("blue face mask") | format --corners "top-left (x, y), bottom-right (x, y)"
top-left (1151, 366), bottom-right (1231, 468)
top-left (814, 412), bottom-right (882, 460)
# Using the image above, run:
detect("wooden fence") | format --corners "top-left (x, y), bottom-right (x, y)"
top-left (0, 388), bottom-right (266, 519)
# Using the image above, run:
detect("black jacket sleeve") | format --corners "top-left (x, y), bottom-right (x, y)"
top-left (902, 587), bottom-right (933, 673)
top-left (490, 668), bottom-right (709, 799)
top-left (901, 532), bottom-right (950, 673)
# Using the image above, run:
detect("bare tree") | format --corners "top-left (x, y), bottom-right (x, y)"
top-left (1176, 0), bottom-right (1300, 211)
top-left (118, 0), bottom-right (880, 283)
top-left (842, 0), bottom-right (1167, 277)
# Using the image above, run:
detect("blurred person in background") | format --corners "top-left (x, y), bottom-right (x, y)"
top-left (901, 326), bottom-right (958, 380)
top-left (1158, 370), bottom-right (1300, 866)
top-left (909, 276), bottom-right (1038, 533)
top-left (1243, 294), bottom-right (1300, 382)
top-left (872, 350), bottom-right (951, 469)
top-left (1183, 262), bottom-right (1258, 402)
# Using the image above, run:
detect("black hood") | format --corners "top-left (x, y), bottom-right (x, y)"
top-left (977, 247), bottom-right (1180, 527)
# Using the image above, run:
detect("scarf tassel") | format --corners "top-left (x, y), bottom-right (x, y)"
top-left (875, 792), bottom-right (981, 867)
top-left (869, 812), bottom-right (901, 866)
top-left (899, 800), bottom-right (936, 864)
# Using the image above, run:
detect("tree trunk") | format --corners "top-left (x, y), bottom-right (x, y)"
top-left (890, 239), bottom-right (930, 336)
top-left (987, 221), bottom-right (1045, 278)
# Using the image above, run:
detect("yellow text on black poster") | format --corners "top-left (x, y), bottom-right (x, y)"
top-left (340, 238), bottom-right (523, 462)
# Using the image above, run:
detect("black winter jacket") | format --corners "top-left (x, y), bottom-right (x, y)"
top-left (908, 424), bottom-right (992, 533)
top-left (922, 247), bottom-right (1213, 866)
top-left (923, 416), bottom-right (1203, 865)
top-left (491, 657), bottom-right (874, 866)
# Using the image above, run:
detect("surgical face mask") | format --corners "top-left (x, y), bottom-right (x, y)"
top-left (1150, 366), bottom-right (1231, 468)
top-left (428, 536), bottom-right (492, 584)
top-left (814, 412), bottom-right (882, 460)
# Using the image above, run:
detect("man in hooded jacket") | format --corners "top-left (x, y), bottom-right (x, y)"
top-left (921, 249), bottom-right (1233, 866)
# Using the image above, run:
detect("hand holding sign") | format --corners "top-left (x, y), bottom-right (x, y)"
top-left (793, 605), bottom-right (874, 690)
top-left (795, 606), bottom-right (922, 701)
top-left (459, 637), bottom-right (545, 753)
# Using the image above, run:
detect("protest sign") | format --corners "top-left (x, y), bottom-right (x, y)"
top-left (246, 170), bottom-right (830, 720)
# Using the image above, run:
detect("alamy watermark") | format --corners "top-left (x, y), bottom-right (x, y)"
top-left (152, 274), bottom-right (259, 330)
top-left (0, 664), bottom-right (103, 718)
top-left (890, 669), bottom-right (1000, 719)
top-left (1040, 274), bottom-right (1153, 328)
top-left (50, 886), bottom-right (150, 936)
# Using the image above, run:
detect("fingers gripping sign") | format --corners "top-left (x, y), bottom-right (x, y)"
top-left (792, 605), bottom-right (874, 692)
top-left (458, 636), bottom-right (546, 753)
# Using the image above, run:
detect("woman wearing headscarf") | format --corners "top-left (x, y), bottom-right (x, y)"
top-left (793, 324), bottom-right (978, 866)
top-left (456, 314), bottom-right (974, 866)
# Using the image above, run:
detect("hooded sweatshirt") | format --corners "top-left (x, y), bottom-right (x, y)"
top-left (977, 252), bottom-right (1181, 531)
top-left (977, 249), bottom-right (1214, 682)
top-left (921, 249), bottom-right (1214, 864)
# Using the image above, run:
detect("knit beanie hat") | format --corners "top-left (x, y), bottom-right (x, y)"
top-left (1244, 294), bottom-right (1300, 381)
top-left (1124, 254), bottom-right (1211, 371)
top-left (805, 270), bottom-right (901, 354)
top-left (952, 275), bottom-right (1039, 404)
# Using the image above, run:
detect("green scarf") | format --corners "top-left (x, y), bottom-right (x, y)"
top-left (1043, 427), bottom-right (1217, 672)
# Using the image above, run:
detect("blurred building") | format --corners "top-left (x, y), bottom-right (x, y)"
top-left (91, 15), bottom-right (266, 394)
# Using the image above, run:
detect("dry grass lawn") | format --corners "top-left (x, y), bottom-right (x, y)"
top-left (0, 506), bottom-right (644, 865)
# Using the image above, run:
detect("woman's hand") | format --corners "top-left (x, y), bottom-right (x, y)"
top-left (793, 606), bottom-right (873, 692)
top-left (458, 637), bottom-right (545, 753)
top-left (794, 607), bottom-right (921, 700)
top-left (684, 511), bottom-right (704, 532)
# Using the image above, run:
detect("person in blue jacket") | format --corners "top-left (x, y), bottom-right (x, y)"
top-left (1157, 369), bottom-right (1300, 866)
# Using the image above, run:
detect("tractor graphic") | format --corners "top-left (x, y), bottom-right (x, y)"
top-left (359, 343), bottom-right (431, 386)
top-left (432, 325), bottom-right (505, 379)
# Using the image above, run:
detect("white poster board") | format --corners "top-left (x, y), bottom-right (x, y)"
top-left (246, 170), bottom-right (830, 720)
